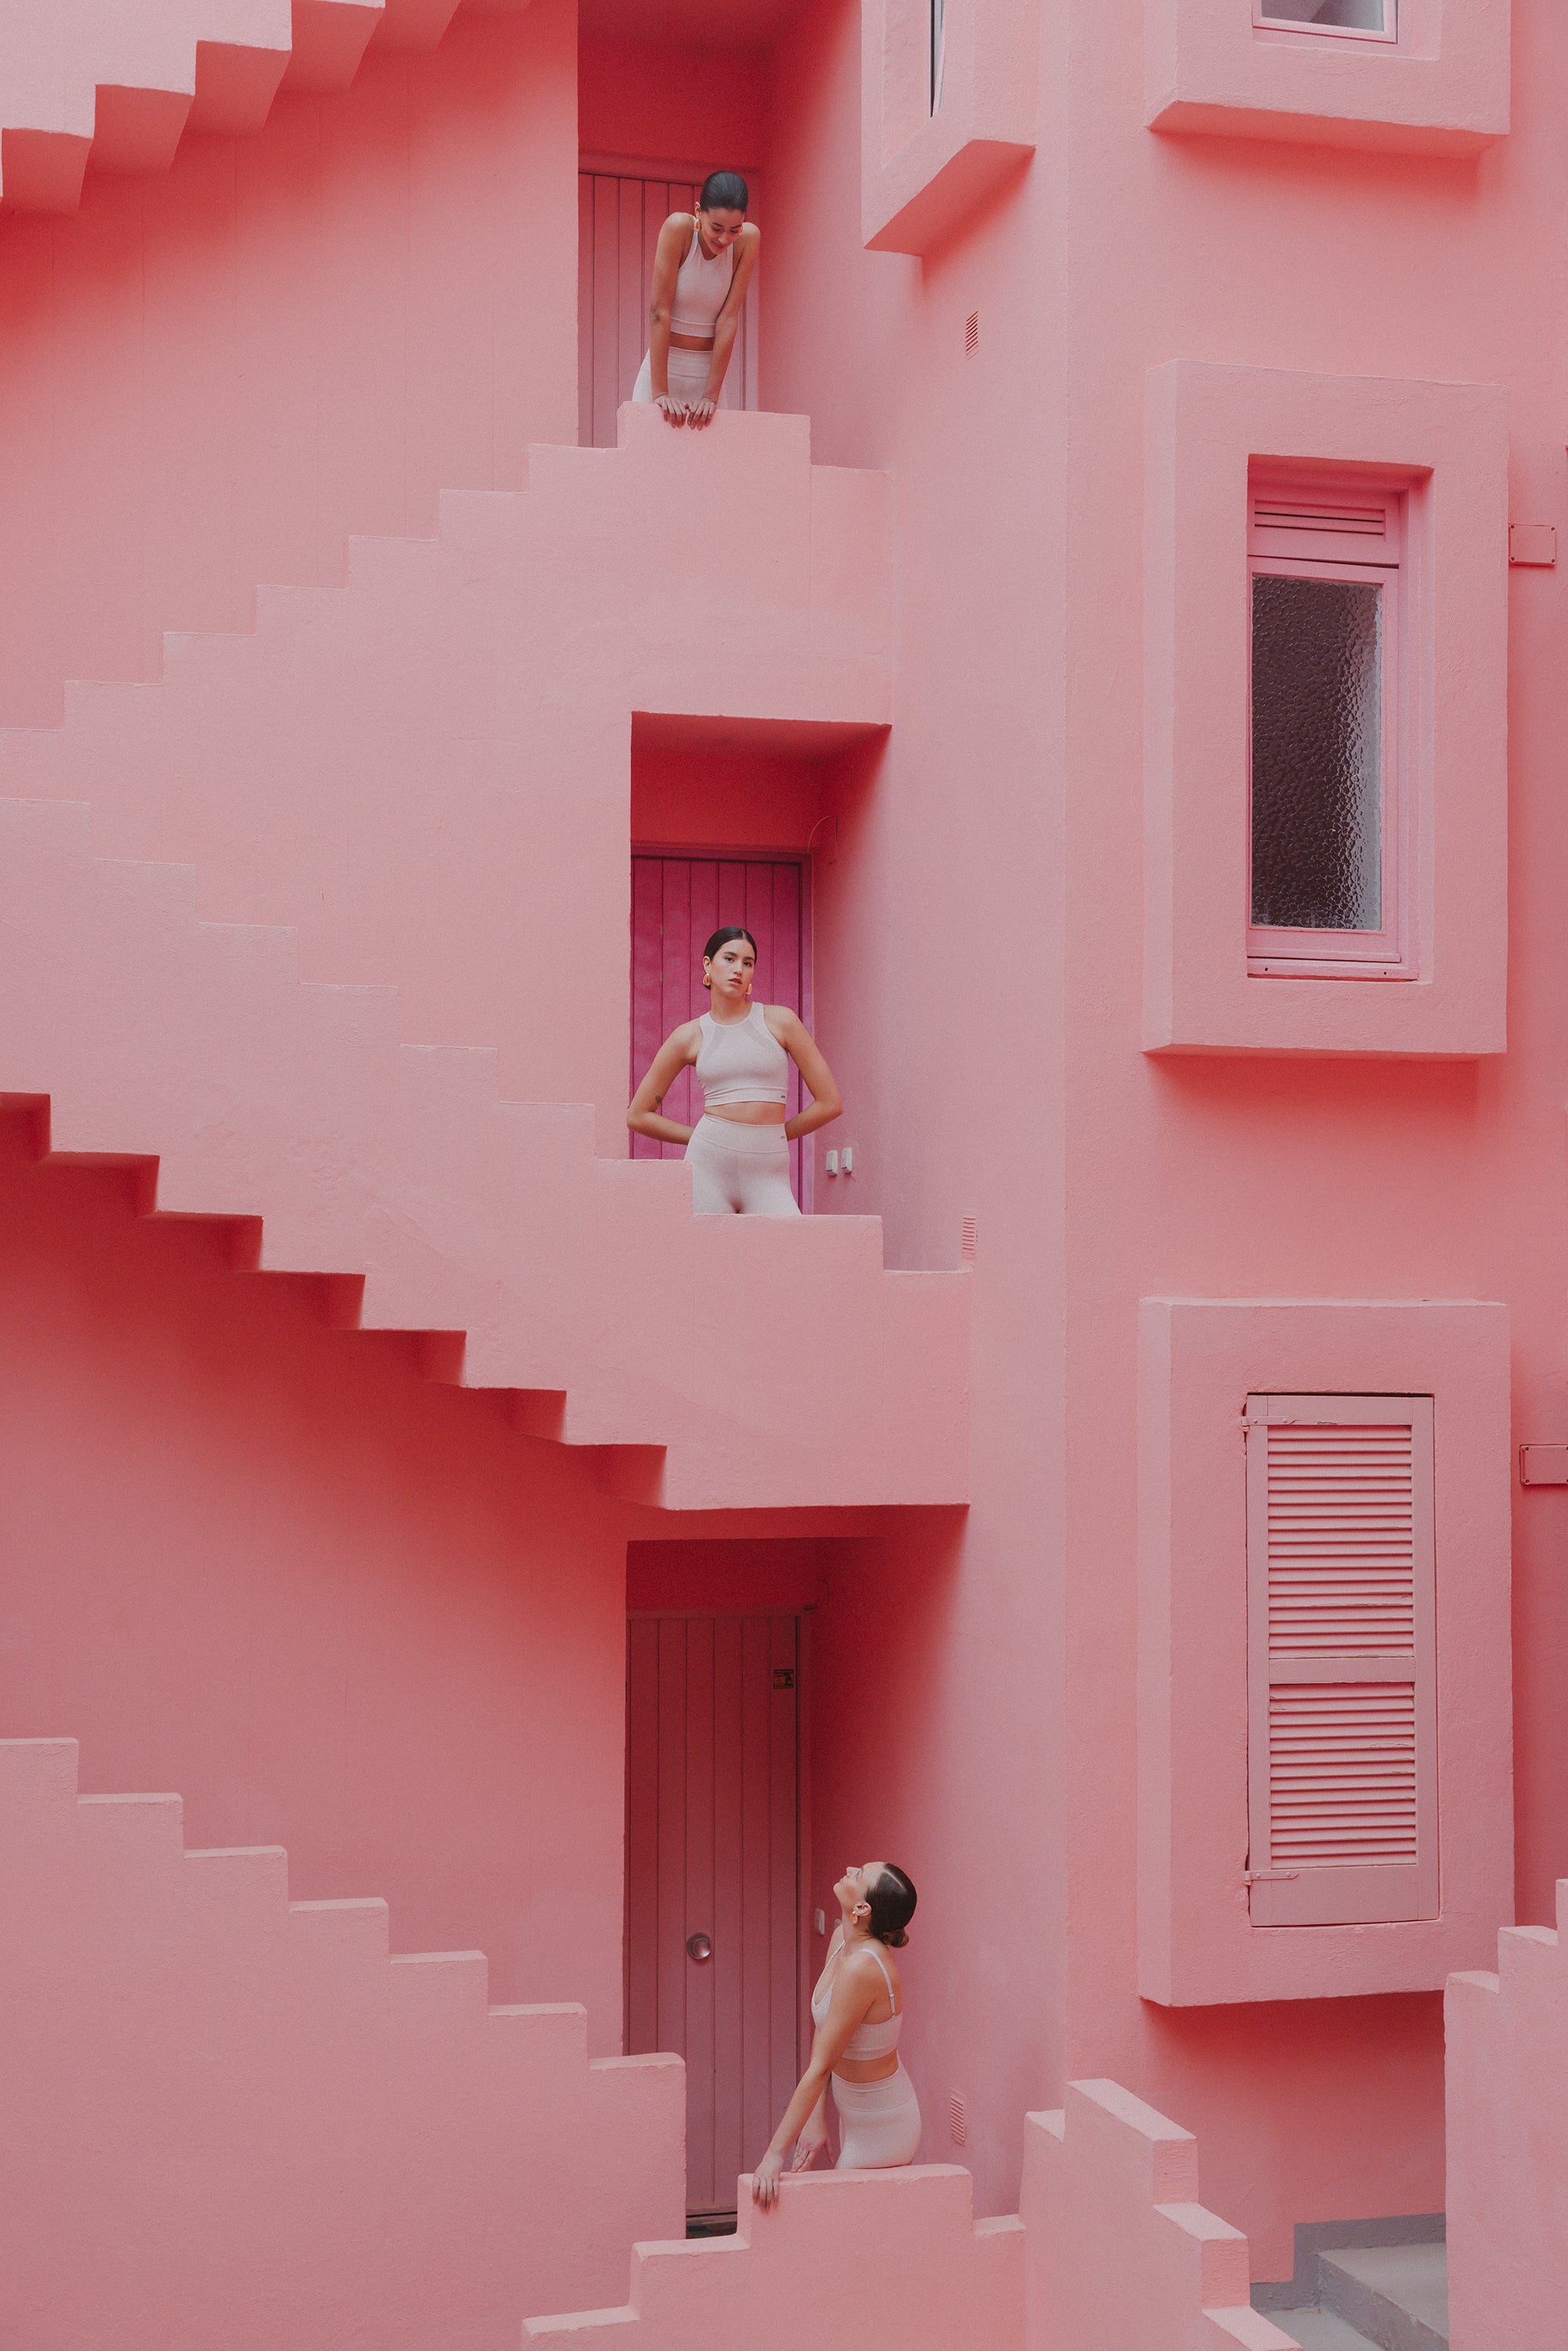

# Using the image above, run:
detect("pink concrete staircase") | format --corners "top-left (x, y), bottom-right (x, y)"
top-left (0, 793), bottom-right (967, 1508)
top-left (0, 1734), bottom-right (685, 2351)
top-left (1445, 1881), bottom-right (1568, 2349)
top-left (0, 0), bottom-right (476, 213)
top-left (525, 2167), bottom-right (1025, 2346)
top-left (0, 410), bottom-right (957, 1509)
top-left (1022, 2081), bottom-right (1302, 2350)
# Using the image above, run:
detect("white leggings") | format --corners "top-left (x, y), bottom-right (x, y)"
top-left (684, 1116), bottom-right (800, 1217)
top-left (832, 2063), bottom-right (922, 2169)
top-left (633, 347), bottom-right (713, 407)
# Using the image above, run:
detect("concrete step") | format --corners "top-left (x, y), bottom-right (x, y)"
top-left (1273, 2309), bottom-right (1382, 2351)
top-left (1318, 2244), bottom-right (1448, 2351)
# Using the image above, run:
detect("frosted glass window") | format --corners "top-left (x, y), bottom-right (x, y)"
top-left (1251, 573), bottom-right (1382, 933)
top-left (1259, 0), bottom-right (1389, 29)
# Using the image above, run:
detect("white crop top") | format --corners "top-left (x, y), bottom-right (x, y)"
top-left (669, 217), bottom-right (738, 338)
top-left (811, 1940), bottom-right (903, 2061)
top-left (695, 1003), bottom-right (789, 1108)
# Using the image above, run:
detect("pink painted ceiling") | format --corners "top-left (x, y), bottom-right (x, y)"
top-left (577, 0), bottom-right (800, 49)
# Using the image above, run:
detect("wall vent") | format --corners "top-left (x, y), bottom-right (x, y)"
top-left (964, 310), bottom-right (978, 355)
top-left (948, 2092), bottom-right (969, 2146)
top-left (1252, 496), bottom-right (1387, 541)
top-left (960, 1216), bottom-right (978, 1263)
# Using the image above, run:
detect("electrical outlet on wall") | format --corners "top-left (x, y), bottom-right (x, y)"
top-left (813, 1907), bottom-right (826, 1936)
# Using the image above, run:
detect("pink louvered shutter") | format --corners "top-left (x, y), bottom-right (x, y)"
top-left (1245, 1395), bottom-right (1438, 1928)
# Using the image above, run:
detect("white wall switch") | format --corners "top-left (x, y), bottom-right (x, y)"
top-left (824, 1149), bottom-right (839, 1175)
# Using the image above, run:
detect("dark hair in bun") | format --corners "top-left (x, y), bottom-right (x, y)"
top-left (702, 926), bottom-right (757, 964)
top-left (699, 169), bottom-right (750, 214)
top-left (866, 1864), bottom-right (916, 1948)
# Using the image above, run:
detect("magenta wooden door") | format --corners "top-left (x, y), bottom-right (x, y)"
top-left (579, 172), bottom-right (758, 450)
top-left (630, 851), bottom-right (810, 1208)
top-left (626, 1614), bottom-right (801, 2218)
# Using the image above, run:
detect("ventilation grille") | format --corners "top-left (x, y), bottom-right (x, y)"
top-left (1269, 1682), bottom-right (1417, 1866)
top-left (1265, 1423), bottom-right (1415, 1653)
top-left (964, 310), bottom-right (978, 355)
top-left (1252, 495), bottom-right (1387, 541)
top-left (948, 2092), bottom-right (969, 2146)
top-left (960, 1216), bottom-right (978, 1264)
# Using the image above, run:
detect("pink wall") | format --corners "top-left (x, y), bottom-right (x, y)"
top-left (578, 30), bottom-right (767, 172)
top-left (757, 0), bottom-right (1568, 2273)
top-left (0, 1109), bottom-right (634, 2047)
top-left (0, 2), bottom-right (577, 729)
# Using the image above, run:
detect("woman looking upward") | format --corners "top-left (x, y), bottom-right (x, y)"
top-left (627, 926), bottom-right (841, 1217)
top-left (633, 170), bottom-right (759, 429)
top-left (752, 1862), bottom-right (920, 2209)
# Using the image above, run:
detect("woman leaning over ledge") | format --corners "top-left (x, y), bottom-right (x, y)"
top-left (633, 169), bottom-right (758, 430)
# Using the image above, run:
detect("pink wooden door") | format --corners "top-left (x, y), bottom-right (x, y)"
top-left (579, 172), bottom-right (758, 450)
top-left (630, 851), bottom-right (810, 1208)
top-left (626, 1614), bottom-right (800, 2218)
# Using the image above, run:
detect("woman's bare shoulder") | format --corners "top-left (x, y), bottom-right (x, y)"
top-left (739, 220), bottom-right (760, 249)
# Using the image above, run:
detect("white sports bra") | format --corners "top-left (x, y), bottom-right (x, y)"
top-left (811, 1940), bottom-right (903, 2062)
top-left (695, 1002), bottom-right (789, 1108)
top-left (669, 216), bottom-right (738, 338)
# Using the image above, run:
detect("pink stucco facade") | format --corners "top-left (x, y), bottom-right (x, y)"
top-left (0, 0), bottom-right (1562, 2339)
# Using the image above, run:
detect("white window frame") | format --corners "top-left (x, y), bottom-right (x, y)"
top-left (1253, 0), bottom-right (1398, 45)
top-left (1247, 477), bottom-right (1412, 980)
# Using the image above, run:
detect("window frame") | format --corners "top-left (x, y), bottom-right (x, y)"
top-left (1253, 0), bottom-right (1398, 45)
top-left (1247, 476), bottom-right (1412, 981)
top-left (930, 0), bottom-right (947, 111)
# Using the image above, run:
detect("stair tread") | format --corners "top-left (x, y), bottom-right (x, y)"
top-left (1273, 2309), bottom-right (1383, 2351)
top-left (1319, 2244), bottom-right (1448, 2340)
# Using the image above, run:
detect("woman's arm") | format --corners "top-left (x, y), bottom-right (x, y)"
top-left (627, 1022), bottom-right (701, 1144)
top-left (766, 1007), bottom-right (843, 1144)
top-left (645, 215), bottom-right (692, 415)
top-left (687, 225), bottom-right (760, 430)
top-left (752, 1948), bottom-right (873, 2211)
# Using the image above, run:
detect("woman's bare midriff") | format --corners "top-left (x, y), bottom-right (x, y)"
top-left (706, 1101), bottom-right (786, 1127)
top-left (833, 2053), bottom-right (899, 2085)
top-left (670, 332), bottom-right (716, 351)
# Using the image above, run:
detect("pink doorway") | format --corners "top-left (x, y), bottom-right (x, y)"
top-left (625, 1613), bottom-right (802, 2219)
top-left (630, 851), bottom-right (811, 1208)
top-left (579, 171), bottom-right (759, 449)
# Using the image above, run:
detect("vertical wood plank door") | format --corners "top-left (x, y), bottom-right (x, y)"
top-left (626, 1613), bottom-right (800, 2217)
top-left (579, 172), bottom-right (758, 449)
top-left (630, 851), bottom-right (809, 1208)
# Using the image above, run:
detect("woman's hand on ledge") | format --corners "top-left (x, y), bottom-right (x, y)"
top-left (751, 2148), bottom-right (786, 2211)
top-left (685, 395), bottom-right (717, 430)
top-left (655, 394), bottom-right (687, 426)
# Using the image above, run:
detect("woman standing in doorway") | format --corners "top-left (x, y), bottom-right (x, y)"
top-left (633, 170), bottom-right (759, 428)
top-left (752, 1862), bottom-right (920, 2208)
top-left (627, 926), bottom-right (841, 1216)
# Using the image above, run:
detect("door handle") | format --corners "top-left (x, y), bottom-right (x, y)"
top-left (686, 1932), bottom-right (713, 1964)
